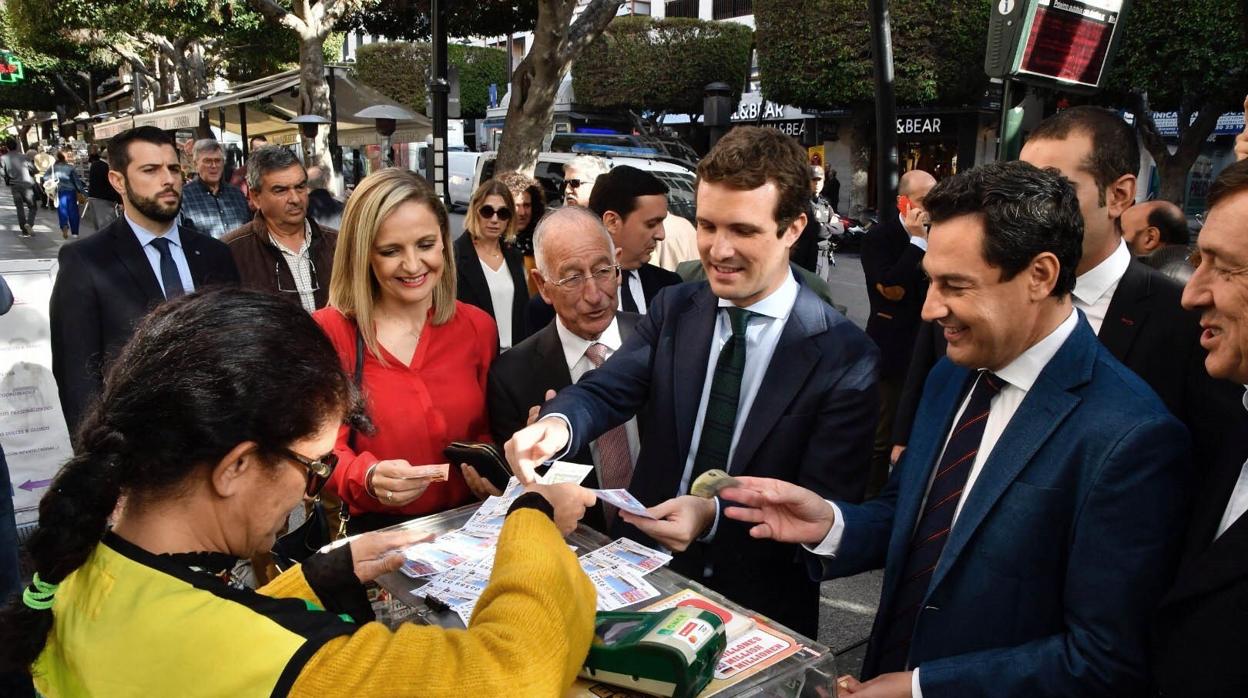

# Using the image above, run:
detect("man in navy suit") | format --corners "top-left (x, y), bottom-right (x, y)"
top-left (50, 126), bottom-right (239, 435)
top-left (506, 126), bottom-right (880, 635)
top-left (722, 161), bottom-right (1190, 697)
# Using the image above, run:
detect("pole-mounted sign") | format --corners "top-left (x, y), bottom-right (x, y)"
top-left (985, 0), bottom-right (1132, 94)
top-left (0, 50), bottom-right (26, 84)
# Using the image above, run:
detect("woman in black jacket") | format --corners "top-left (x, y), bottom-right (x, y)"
top-left (453, 179), bottom-right (530, 351)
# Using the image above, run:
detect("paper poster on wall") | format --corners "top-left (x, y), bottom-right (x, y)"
top-left (0, 259), bottom-right (73, 528)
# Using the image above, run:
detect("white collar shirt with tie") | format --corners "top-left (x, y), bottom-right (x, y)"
top-left (555, 315), bottom-right (641, 476)
top-left (127, 213), bottom-right (195, 298)
top-left (616, 267), bottom-right (648, 314)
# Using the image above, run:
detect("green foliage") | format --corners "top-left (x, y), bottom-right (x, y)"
top-left (352, 41), bottom-right (506, 119)
top-left (573, 16), bottom-right (753, 115)
top-left (342, 1), bottom-right (537, 42)
top-left (1108, 0), bottom-right (1248, 111)
top-left (754, 0), bottom-right (991, 110)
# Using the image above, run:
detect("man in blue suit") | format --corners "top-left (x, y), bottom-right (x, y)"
top-left (721, 161), bottom-right (1191, 697)
top-left (506, 126), bottom-right (880, 635)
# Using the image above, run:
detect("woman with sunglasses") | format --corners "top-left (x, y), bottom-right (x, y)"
top-left (0, 288), bottom-right (596, 696)
top-left (453, 179), bottom-right (531, 351)
top-left (317, 170), bottom-right (503, 532)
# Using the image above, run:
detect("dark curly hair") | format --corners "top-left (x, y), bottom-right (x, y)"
top-left (922, 160), bottom-right (1084, 298)
top-left (0, 287), bottom-right (364, 674)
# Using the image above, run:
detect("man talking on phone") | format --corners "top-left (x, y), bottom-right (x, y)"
top-left (861, 169), bottom-right (936, 496)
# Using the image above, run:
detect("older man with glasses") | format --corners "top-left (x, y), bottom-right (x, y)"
top-left (180, 139), bottom-right (251, 239)
top-left (482, 206), bottom-right (640, 531)
top-left (222, 147), bottom-right (337, 312)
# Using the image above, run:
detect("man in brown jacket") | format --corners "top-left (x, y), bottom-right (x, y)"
top-left (223, 147), bottom-right (336, 311)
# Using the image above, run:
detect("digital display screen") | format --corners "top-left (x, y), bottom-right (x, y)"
top-left (1017, 0), bottom-right (1123, 88)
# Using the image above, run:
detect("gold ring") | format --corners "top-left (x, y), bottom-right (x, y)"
top-left (385, 490), bottom-right (394, 503)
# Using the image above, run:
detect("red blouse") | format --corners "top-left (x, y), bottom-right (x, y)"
top-left (313, 303), bottom-right (498, 517)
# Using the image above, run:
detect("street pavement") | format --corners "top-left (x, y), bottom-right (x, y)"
top-left (0, 193), bottom-right (882, 674)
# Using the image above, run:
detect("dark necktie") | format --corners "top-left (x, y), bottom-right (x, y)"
top-left (149, 237), bottom-right (186, 299)
top-left (689, 308), bottom-right (753, 483)
top-left (875, 370), bottom-right (1002, 673)
top-left (620, 270), bottom-right (639, 313)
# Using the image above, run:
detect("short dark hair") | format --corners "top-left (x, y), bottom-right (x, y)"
top-left (1148, 203), bottom-right (1190, 246)
top-left (1209, 159), bottom-right (1248, 210)
top-left (587, 165), bottom-right (668, 221)
top-left (923, 160), bottom-right (1084, 298)
top-left (107, 126), bottom-right (177, 174)
top-left (246, 146), bottom-right (304, 193)
top-left (1027, 106), bottom-right (1139, 205)
top-left (697, 126), bottom-right (809, 235)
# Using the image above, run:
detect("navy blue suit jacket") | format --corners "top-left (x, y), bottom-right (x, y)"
top-left (819, 317), bottom-right (1191, 696)
top-left (541, 280), bottom-right (879, 635)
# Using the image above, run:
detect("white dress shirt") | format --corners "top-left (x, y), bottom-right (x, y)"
top-left (1215, 388), bottom-right (1248, 539)
top-left (554, 316), bottom-right (642, 470)
top-left (481, 259), bottom-right (516, 349)
top-left (616, 268), bottom-right (648, 314)
top-left (269, 220), bottom-right (316, 313)
top-left (807, 308), bottom-right (1079, 698)
top-left (1073, 239), bottom-right (1131, 335)
top-left (127, 213), bottom-right (194, 298)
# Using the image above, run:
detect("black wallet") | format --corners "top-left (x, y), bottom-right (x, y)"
top-left (444, 441), bottom-right (513, 491)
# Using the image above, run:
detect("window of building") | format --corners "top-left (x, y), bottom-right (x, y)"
top-left (665, 0), bottom-right (699, 18)
top-left (712, 0), bottom-right (752, 19)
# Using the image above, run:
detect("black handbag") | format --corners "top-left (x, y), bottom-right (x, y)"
top-left (272, 326), bottom-right (366, 569)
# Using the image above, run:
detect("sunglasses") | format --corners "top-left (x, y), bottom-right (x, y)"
top-left (279, 447), bottom-right (338, 498)
top-left (478, 205), bottom-right (512, 221)
top-left (562, 179), bottom-right (584, 190)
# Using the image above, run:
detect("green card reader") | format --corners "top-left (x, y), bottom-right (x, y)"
top-left (581, 608), bottom-right (727, 698)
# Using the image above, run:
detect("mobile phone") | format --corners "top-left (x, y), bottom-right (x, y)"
top-left (898, 195), bottom-right (913, 217)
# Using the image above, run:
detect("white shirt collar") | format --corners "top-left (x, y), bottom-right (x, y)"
top-left (715, 269), bottom-right (800, 320)
top-left (1074, 238), bottom-right (1130, 307)
top-left (126, 212), bottom-right (182, 248)
top-left (555, 315), bottom-right (623, 373)
top-left (269, 219), bottom-right (312, 256)
top-left (993, 308), bottom-right (1079, 393)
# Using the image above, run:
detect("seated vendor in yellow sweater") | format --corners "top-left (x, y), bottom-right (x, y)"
top-left (0, 288), bottom-right (597, 697)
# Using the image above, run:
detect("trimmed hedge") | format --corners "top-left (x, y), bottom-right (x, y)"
top-left (754, 0), bottom-right (990, 110)
top-left (352, 41), bottom-right (507, 119)
top-left (573, 16), bottom-right (753, 115)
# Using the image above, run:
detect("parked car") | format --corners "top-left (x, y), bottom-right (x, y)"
top-left (472, 150), bottom-right (697, 223)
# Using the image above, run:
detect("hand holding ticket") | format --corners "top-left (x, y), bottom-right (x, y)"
top-left (592, 488), bottom-right (657, 519)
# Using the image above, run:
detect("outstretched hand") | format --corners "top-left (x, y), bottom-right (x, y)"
top-left (349, 528), bottom-right (430, 583)
top-left (504, 416), bottom-right (570, 484)
top-left (720, 476), bottom-right (837, 545)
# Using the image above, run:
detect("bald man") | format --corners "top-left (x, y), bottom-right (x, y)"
top-left (1122, 200), bottom-right (1194, 285)
top-left (861, 169), bottom-right (937, 496)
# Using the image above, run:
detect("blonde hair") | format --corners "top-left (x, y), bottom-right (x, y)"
top-left (465, 179), bottom-right (517, 244)
top-left (328, 168), bottom-right (457, 363)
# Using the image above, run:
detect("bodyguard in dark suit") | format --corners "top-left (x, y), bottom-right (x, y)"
top-left (50, 127), bottom-right (239, 435)
top-left (724, 162), bottom-right (1190, 697)
top-left (506, 128), bottom-right (879, 635)
top-left (861, 169), bottom-right (935, 495)
top-left (1019, 105), bottom-right (1238, 472)
top-left (1153, 159), bottom-right (1248, 697)
top-left (525, 166), bottom-right (681, 332)
top-left (486, 207), bottom-right (640, 531)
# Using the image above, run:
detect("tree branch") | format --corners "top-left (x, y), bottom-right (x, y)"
top-left (563, 0), bottom-right (625, 60)
top-left (247, 0), bottom-right (308, 34)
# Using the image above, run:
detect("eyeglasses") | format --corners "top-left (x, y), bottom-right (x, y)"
top-left (478, 205), bottom-right (512, 221)
top-left (552, 264), bottom-right (621, 291)
top-left (562, 179), bottom-right (584, 191)
top-left (275, 259), bottom-right (320, 294)
top-left (279, 447), bottom-right (338, 498)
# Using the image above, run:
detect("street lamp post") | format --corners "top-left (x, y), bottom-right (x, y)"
top-left (428, 0), bottom-right (450, 205)
top-left (869, 0), bottom-right (900, 217)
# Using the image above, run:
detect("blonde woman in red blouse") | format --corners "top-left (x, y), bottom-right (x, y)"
top-left (316, 168), bottom-right (498, 532)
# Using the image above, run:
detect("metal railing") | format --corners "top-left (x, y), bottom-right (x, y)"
top-left (665, 0), bottom-right (699, 18)
top-left (712, 0), bottom-right (752, 19)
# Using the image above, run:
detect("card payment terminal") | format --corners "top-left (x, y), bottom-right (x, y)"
top-left (581, 608), bottom-right (727, 698)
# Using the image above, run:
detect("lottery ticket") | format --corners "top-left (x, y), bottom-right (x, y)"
top-left (538, 461), bottom-right (594, 486)
top-left (584, 538), bottom-right (672, 575)
top-left (591, 488), bottom-right (657, 519)
top-left (588, 567), bottom-right (660, 611)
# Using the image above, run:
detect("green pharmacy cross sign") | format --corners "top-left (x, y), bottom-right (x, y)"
top-left (0, 51), bottom-right (26, 84)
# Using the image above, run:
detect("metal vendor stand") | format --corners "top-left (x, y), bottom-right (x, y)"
top-left (374, 502), bottom-right (841, 697)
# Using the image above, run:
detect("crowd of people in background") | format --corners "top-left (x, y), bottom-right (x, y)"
top-left (0, 106), bottom-right (1246, 697)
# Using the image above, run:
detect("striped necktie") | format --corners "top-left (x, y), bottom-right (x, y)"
top-left (585, 342), bottom-right (635, 524)
top-left (689, 308), bottom-right (753, 483)
top-left (875, 370), bottom-right (1002, 673)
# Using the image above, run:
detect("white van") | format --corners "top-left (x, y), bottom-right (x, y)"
top-left (471, 151), bottom-right (697, 222)
top-left (408, 143), bottom-right (479, 211)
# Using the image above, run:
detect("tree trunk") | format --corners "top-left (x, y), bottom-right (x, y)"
top-left (1129, 91), bottom-right (1226, 206)
top-left (495, 0), bottom-right (624, 174)
top-left (297, 33), bottom-right (334, 177)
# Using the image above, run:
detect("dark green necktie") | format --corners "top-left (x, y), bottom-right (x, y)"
top-left (690, 307), bottom-right (753, 482)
